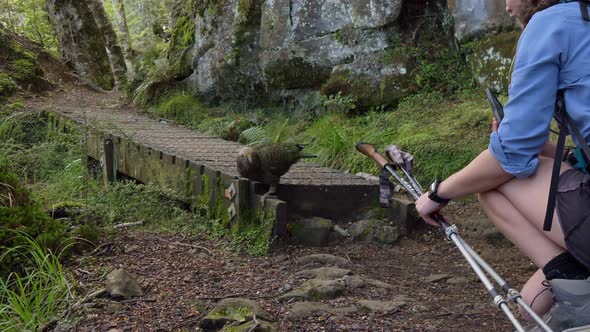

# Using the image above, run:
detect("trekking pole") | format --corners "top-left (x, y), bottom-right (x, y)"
top-left (355, 142), bottom-right (528, 332)
top-left (382, 145), bottom-right (553, 332)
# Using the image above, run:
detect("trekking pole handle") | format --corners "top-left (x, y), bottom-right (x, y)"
top-left (355, 142), bottom-right (389, 168)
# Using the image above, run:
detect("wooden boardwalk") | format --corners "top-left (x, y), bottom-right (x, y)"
top-left (35, 95), bottom-right (384, 241)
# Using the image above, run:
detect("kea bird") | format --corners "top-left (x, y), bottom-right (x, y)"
top-left (237, 143), bottom-right (316, 204)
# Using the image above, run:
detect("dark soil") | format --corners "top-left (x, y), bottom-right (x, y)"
top-left (66, 201), bottom-right (533, 332)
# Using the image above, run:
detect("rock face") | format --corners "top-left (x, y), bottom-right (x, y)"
top-left (184, 0), bottom-right (266, 103)
top-left (175, 0), bottom-right (431, 107)
top-left (259, 0), bottom-right (404, 92)
top-left (168, 0), bottom-right (520, 106)
top-left (447, 0), bottom-right (519, 93)
top-left (45, 0), bottom-right (115, 90)
top-left (466, 30), bottom-right (519, 93)
top-left (447, 0), bottom-right (515, 40)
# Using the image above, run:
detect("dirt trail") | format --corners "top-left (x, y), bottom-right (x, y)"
top-left (68, 217), bottom-right (532, 332)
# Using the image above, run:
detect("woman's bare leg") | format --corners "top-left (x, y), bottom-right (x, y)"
top-left (478, 189), bottom-right (560, 320)
top-left (477, 157), bottom-right (570, 320)
top-left (520, 269), bottom-right (553, 321)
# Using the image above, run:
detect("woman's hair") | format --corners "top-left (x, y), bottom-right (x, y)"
top-left (518, 0), bottom-right (561, 26)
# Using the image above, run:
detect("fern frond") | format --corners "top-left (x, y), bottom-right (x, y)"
top-left (238, 126), bottom-right (271, 145)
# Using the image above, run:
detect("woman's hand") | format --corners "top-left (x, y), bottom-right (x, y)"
top-left (415, 193), bottom-right (444, 227)
top-left (492, 117), bottom-right (499, 132)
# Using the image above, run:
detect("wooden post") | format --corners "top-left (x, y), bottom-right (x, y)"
top-left (103, 138), bottom-right (116, 184)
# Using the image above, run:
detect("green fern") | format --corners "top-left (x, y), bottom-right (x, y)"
top-left (238, 126), bottom-right (271, 145)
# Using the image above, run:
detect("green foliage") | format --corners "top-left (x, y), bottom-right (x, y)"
top-left (10, 59), bottom-right (38, 81)
top-left (0, 231), bottom-right (72, 331)
top-left (154, 93), bottom-right (206, 124)
top-left (414, 49), bottom-right (476, 95)
top-left (238, 126), bottom-right (271, 145)
top-left (303, 115), bottom-right (352, 169)
top-left (0, 157), bottom-right (67, 276)
top-left (321, 91), bottom-right (357, 116)
top-left (88, 181), bottom-right (195, 227)
top-left (230, 210), bottom-right (274, 256)
top-left (0, 0), bottom-right (58, 52)
top-left (0, 73), bottom-right (16, 97)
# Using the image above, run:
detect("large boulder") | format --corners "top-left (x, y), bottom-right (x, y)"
top-left (171, 0), bottom-right (424, 108)
top-left (447, 0), bottom-right (515, 41)
top-left (259, 0), bottom-right (413, 107)
top-left (186, 0), bottom-right (265, 103)
top-left (465, 30), bottom-right (519, 94)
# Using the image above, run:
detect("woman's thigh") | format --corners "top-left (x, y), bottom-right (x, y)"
top-left (496, 156), bottom-right (570, 248)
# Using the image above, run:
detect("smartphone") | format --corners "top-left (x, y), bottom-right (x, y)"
top-left (485, 88), bottom-right (505, 123)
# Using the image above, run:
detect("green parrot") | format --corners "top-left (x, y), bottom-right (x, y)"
top-left (237, 143), bottom-right (316, 204)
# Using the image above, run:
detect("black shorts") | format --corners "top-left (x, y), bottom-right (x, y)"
top-left (556, 169), bottom-right (590, 270)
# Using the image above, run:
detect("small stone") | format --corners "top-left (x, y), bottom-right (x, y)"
top-left (446, 276), bottom-right (469, 284)
top-left (279, 278), bottom-right (346, 302)
top-left (272, 255), bottom-right (288, 263)
top-left (105, 269), bottom-right (143, 299)
top-left (289, 217), bottom-right (334, 247)
top-left (294, 267), bottom-right (351, 280)
top-left (424, 274), bottom-right (452, 283)
top-left (343, 275), bottom-right (366, 289)
top-left (296, 254), bottom-right (350, 267)
top-left (357, 300), bottom-right (406, 313)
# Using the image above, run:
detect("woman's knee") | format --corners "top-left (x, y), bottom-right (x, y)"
top-left (477, 190), bottom-right (500, 216)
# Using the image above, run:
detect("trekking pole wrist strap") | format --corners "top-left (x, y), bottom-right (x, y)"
top-left (428, 180), bottom-right (450, 205)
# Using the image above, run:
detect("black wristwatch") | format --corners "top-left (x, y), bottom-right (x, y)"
top-left (428, 180), bottom-right (450, 205)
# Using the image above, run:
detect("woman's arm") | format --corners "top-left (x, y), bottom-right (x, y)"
top-left (415, 149), bottom-right (512, 226)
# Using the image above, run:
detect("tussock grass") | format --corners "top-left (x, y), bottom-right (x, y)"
top-left (0, 231), bottom-right (73, 331)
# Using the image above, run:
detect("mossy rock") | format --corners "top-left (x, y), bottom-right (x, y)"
top-left (0, 28), bottom-right (52, 93)
top-left (321, 51), bottom-right (417, 111)
top-left (200, 298), bottom-right (273, 331)
top-left (349, 219), bottom-right (399, 245)
top-left (220, 320), bottom-right (274, 332)
top-left (167, 1), bottom-right (199, 80)
top-left (10, 58), bottom-right (40, 81)
top-left (288, 217), bottom-right (333, 247)
top-left (465, 30), bottom-right (520, 94)
top-left (262, 54), bottom-right (332, 89)
top-left (278, 278), bottom-right (346, 302)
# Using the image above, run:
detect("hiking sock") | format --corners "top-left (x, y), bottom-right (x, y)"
top-left (543, 252), bottom-right (590, 280)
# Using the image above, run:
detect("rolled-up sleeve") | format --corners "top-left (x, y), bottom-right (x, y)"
top-left (487, 12), bottom-right (562, 178)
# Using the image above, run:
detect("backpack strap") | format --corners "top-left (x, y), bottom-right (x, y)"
top-left (565, 112), bottom-right (590, 163)
top-left (558, 0), bottom-right (590, 21)
top-left (543, 91), bottom-right (590, 232)
top-left (543, 91), bottom-right (568, 232)
top-left (580, 0), bottom-right (590, 21)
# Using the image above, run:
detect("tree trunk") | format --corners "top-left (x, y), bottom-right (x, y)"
top-left (45, 0), bottom-right (114, 90)
top-left (87, 0), bottom-right (127, 89)
top-left (110, 0), bottom-right (135, 80)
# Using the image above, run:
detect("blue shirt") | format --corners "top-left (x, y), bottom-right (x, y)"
top-left (489, 2), bottom-right (590, 178)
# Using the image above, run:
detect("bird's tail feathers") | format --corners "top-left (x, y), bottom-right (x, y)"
top-left (299, 153), bottom-right (317, 158)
